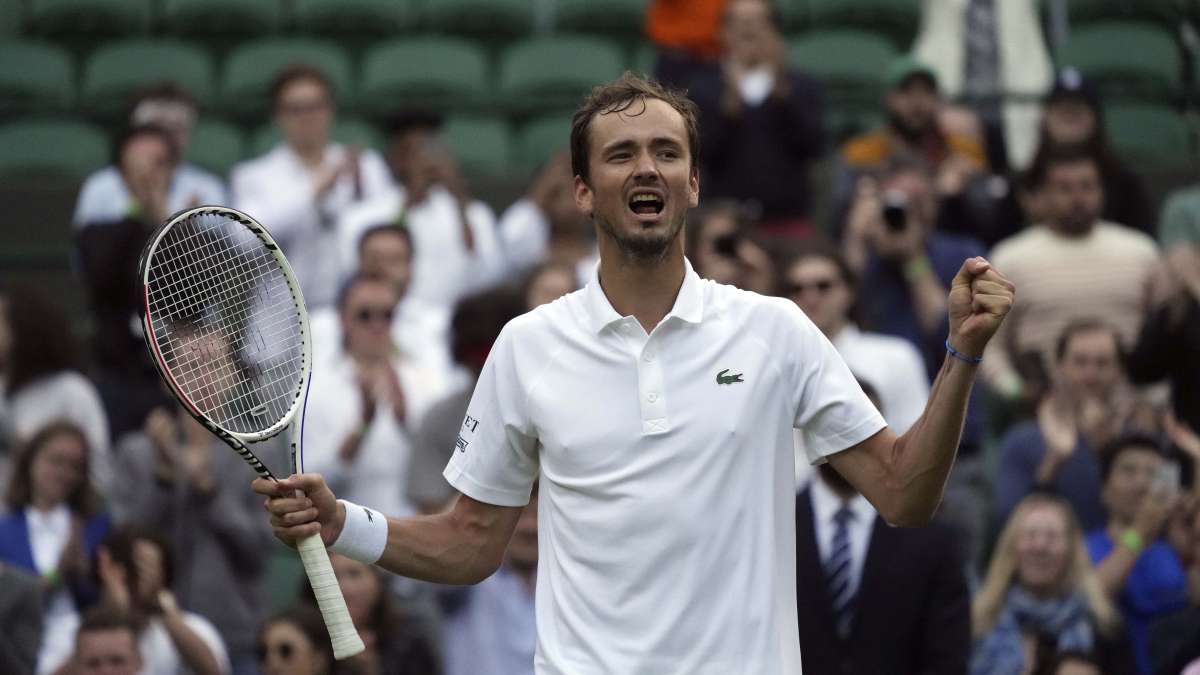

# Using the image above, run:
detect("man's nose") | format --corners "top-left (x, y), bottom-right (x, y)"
top-left (632, 150), bottom-right (658, 179)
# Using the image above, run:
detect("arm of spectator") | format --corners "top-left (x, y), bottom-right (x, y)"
top-left (994, 428), bottom-right (1039, 529)
top-left (902, 253), bottom-right (950, 340)
top-left (1032, 396), bottom-right (1079, 487)
top-left (764, 72), bottom-right (825, 161)
top-left (841, 176), bottom-right (881, 275)
top-left (198, 458), bottom-right (274, 576)
top-left (359, 149), bottom-right (394, 200)
top-left (109, 429), bottom-right (176, 529)
top-left (1094, 491), bottom-right (1178, 598)
top-left (157, 593), bottom-right (228, 675)
top-left (916, 530), bottom-right (970, 675)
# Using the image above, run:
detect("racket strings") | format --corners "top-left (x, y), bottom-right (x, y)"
top-left (145, 212), bottom-right (305, 433)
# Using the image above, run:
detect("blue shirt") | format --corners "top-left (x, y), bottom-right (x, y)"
top-left (1086, 530), bottom-right (1189, 674)
top-left (994, 421), bottom-right (1106, 532)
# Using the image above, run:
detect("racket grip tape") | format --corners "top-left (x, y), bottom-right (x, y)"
top-left (296, 534), bottom-right (365, 659)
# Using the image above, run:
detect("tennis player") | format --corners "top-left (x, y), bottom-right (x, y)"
top-left (255, 73), bottom-right (1014, 674)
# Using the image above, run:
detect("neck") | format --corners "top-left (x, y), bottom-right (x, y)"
top-left (823, 318), bottom-right (847, 340)
top-left (29, 497), bottom-right (59, 513)
top-left (596, 245), bottom-right (686, 333)
top-left (292, 142), bottom-right (325, 168)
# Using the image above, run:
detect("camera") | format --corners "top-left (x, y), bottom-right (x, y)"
top-left (881, 189), bottom-right (909, 233)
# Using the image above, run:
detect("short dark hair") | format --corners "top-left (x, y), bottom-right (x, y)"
top-left (259, 607), bottom-right (333, 667)
top-left (722, 0), bottom-right (784, 29)
top-left (0, 283), bottom-right (83, 397)
top-left (384, 109), bottom-right (444, 138)
top-left (450, 286), bottom-right (524, 369)
top-left (1026, 144), bottom-right (1100, 190)
top-left (113, 123), bottom-right (179, 168)
top-left (128, 81), bottom-right (197, 120)
top-left (357, 223), bottom-right (414, 259)
top-left (270, 64), bottom-right (334, 109)
top-left (1054, 318), bottom-right (1120, 363)
top-left (570, 71), bottom-right (700, 183)
top-left (335, 271), bottom-right (398, 310)
top-left (5, 421), bottom-right (96, 516)
top-left (77, 604), bottom-right (139, 642)
top-left (98, 526), bottom-right (175, 591)
top-left (1098, 432), bottom-right (1175, 484)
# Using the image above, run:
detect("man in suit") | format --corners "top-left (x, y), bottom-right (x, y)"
top-left (796, 403), bottom-right (971, 675)
top-left (0, 562), bottom-right (41, 675)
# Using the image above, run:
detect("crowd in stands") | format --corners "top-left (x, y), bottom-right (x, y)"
top-left (1, 0), bottom-right (1199, 673)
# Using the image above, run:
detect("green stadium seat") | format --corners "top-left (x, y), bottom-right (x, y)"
top-left (805, 0), bottom-right (920, 48)
top-left (0, 0), bottom-right (21, 36)
top-left (499, 35), bottom-right (625, 113)
top-left (632, 42), bottom-right (657, 78)
top-left (266, 544), bottom-right (304, 611)
top-left (82, 39), bottom-right (214, 116)
top-left (185, 119), bottom-right (243, 176)
top-left (293, 0), bottom-right (418, 38)
top-left (26, 0), bottom-right (150, 39)
top-left (358, 38), bottom-right (489, 116)
top-left (1057, 21), bottom-right (1181, 102)
top-left (517, 113), bottom-right (572, 170)
top-left (0, 119), bottom-right (108, 179)
top-left (249, 119), bottom-right (384, 157)
top-left (555, 0), bottom-right (647, 37)
top-left (0, 41), bottom-right (74, 115)
top-left (1106, 103), bottom-right (1194, 171)
top-left (222, 39), bottom-right (354, 119)
top-left (422, 0), bottom-right (533, 39)
top-left (161, 0), bottom-right (282, 39)
top-left (775, 0), bottom-right (808, 32)
top-left (788, 30), bottom-right (898, 106)
top-left (442, 116), bottom-right (513, 176)
top-left (1066, 0), bottom-right (1184, 28)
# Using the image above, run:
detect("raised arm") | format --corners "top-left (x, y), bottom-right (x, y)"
top-left (829, 257), bottom-right (1014, 526)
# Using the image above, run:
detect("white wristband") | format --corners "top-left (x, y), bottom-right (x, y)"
top-left (329, 500), bottom-right (387, 565)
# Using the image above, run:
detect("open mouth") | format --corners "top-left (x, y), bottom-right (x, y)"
top-left (628, 191), bottom-right (665, 219)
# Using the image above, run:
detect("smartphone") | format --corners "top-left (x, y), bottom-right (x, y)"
top-left (1153, 462), bottom-right (1181, 496)
top-left (881, 189), bottom-right (909, 233)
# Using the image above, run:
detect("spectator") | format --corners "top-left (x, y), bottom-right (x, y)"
top-left (1159, 184), bottom-right (1200, 251)
top-left (690, 0), bottom-right (824, 236)
top-left (982, 148), bottom-right (1158, 402)
top-left (1024, 69), bottom-right (1155, 236)
top-left (995, 320), bottom-right (1150, 533)
top-left (256, 608), bottom-right (333, 675)
top-left (443, 485), bottom-right (538, 675)
top-left (796, 444), bottom-right (969, 674)
top-left (0, 287), bottom-right (112, 494)
top-left (0, 422), bottom-right (109, 675)
top-left (971, 494), bottom-right (1131, 675)
top-left (301, 554), bottom-right (440, 675)
top-left (303, 274), bottom-right (449, 519)
top-left (0, 562), bottom-right (41, 675)
top-left (74, 125), bottom-right (177, 441)
top-left (685, 201), bottom-right (775, 294)
top-left (109, 404), bottom-right (272, 675)
top-left (522, 262), bottom-right (579, 311)
top-left (72, 83), bottom-right (225, 230)
top-left (645, 0), bottom-right (724, 90)
top-left (67, 605), bottom-right (143, 675)
top-left (1146, 499), bottom-right (1200, 675)
top-left (231, 65), bottom-right (392, 310)
top-left (95, 528), bottom-right (230, 674)
top-left (498, 151), bottom-right (595, 284)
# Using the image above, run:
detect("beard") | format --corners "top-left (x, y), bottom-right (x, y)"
top-left (887, 109), bottom-right (934, 144)
top-left (595, 210), bottom-right (686, 264)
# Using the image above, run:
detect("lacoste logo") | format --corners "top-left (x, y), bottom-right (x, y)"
top-left (716, 369), bottom-right (744, 385)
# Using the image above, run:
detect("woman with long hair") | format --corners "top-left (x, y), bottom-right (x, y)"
top-left (257, 607), bottom-right (335, 675)
top-left (0, 421), bottom-right (110, 674)
top-left (971, 493), bottom-right (1131, 675)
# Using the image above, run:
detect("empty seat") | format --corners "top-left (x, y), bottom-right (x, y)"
top-left (359, 37), bottom-right (489, 116)
top-left (82, 39), bottom-right (213, 116)
top-left (788, 30), bottom-right (898, 105)
top-left (292, 0), bottom-right (418, 38)
top-left (222, 39), bottom-right (354, 117)
top-left (248, 119), bottom-right (384, 157)
top-left (26, 0), bottom-right (151, 39)
top-left (0, 119), bottom-right (108, 179)
top-left (422, 0), bottom-right (533, 38)
top-left (805, 0), bottom-right (919, 48)
top-left (499, 35), bottom-right (625, 112)
top-left (555, 0), bottom-right (647, 37)
top-left (442, 116), bottom-right (513, 176)
top-left (1066, 0), bottom-right (1184, 28)
top-left (1057, 21), bottom-right (1181, 101)
top-left (1106, 103), bottom-right (1194, 171)
top-left (0, 41), bottom-right (74, 115)
top-left (517, 113), bottom-right (572, 170)
top-left (161, 0), bottom-right (282, 39)
top-left (632, 42), bottom-right (657, 78)
top-left (186, 119), bottom-right (243, 176)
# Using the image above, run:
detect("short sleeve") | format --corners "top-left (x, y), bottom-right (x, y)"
top-left (781, 301), bottom-right (887, 464)
top-left (443, 323), bottom-right (539, 507)
top-left (183, 612), bottom-right (232, 675)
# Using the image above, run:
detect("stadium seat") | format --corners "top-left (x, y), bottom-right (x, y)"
top-left (358, 38), bottom-right (489, 116)
top-left (82, 39), bottom-right (214, 116)
top-left (185, 119), bottom-right (243, 176)
top-left (0, 41), bottom-right (74, 116)
top-left (442, 116), bottom-right (513, 176)
top-left (1066, 0), bottom-right (1184, 28)
top-left (499, 35), bottom-right (625, 113)
top-left (805, 0), bottom-right (920, 48)
top-left (1105, 103), bottom-right (1194, 171)
top-left (517, 113), bottom-right (572, 170)
top-left (25, 0), bottom-right (151, 40)
top-left (632, 42), bottom-right (657, 78)
top-left (222, 39), bottom-right (354, 119)
top-left (422, 0), bottom-right (533, 39)
top-left (1057, 21), bottom-right (1181, 102)
top-left (0, 119), bottom-right (108, 179)
top-left (161, 0), bottom-right (282, 39)
top-left (292, 0), bottom-right (418, 38)
top-left (0, 0), bottom-right (21, 36)
top-left (555, 0), bottom-right (647, 37)
top-left (788, 30), bottom-right (898, 106)
top-left (248, 119), bottom-right (384, 157)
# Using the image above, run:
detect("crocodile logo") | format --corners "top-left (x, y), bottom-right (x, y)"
top-left (716, 369), bottom-right (744, 385)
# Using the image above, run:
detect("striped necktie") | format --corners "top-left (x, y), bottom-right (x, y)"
top-left (824, 506), bottom-right (856, 639)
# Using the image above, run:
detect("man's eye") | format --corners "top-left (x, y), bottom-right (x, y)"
top-left (659, 150), bottom-right (679, 159)
top-left (610, 153), bottom-right (631, 161)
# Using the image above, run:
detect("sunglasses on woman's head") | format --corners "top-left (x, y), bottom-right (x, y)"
top-left (786, 279), bottom-right (837, 296)
top-left (257, 641), bottom-right (296, 662)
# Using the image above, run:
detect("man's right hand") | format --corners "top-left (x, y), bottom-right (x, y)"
top-left (253, 474), bottom-right (345, 548)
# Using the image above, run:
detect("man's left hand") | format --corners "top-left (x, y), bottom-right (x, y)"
top-left (947, 257), bottom-right (1015, 358)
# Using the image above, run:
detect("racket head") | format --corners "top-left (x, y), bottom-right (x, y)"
top-left (139, 206), bottom-right (312, 444)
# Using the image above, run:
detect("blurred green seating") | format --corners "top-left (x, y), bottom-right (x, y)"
top-left (222, 39), bottom-right (354, 118)
top-left (1066, 0), bottom-right (1185, 27)
top-left (185, 119), bottom-right (243, 176)
top-left (499, 35), bottom-right (625, 113)
top-left (422, 0), bottom-right (533, 39)
top-left (788, 29), bottom-right (898, 106)
top-left (0, 0), bottom-right (21, 36)
top-left (1106, 103), bottom-right (1194, 171)
top-left (1057, 21), bottom-right (1181, 102)
top-left (292, 0), bottom-right (418, 39)
top-left (442, 116), bottom-right (513, 176)
top-left (82, 39), bottom-right (213, 116)
top-left (803, 0), bottom-right (920, 48)
top-left (555, 0), bottom-right (647, 37)
top-left (161, 0), bottom-right (283, 40)
top-left (249, 118), bottom-right (384, 157)
top-left (517, 113), bottom-right (572, 171)
top-left (359, 37), bottom-right (489, 116)
top-left (25, 0), bottom-right (151, 41)
top-left (632, 42), bottom-right (656, 78)
top-left (0, 41), bottom-right (74, 115)
top-left (0, 119), bottom-right (108, 179)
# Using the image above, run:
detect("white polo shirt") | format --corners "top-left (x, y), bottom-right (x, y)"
top-left (444, 260), bottom-right (886, 675)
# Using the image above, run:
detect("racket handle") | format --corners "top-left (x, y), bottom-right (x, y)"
top-left (296, 533), bottom-right (365, 659)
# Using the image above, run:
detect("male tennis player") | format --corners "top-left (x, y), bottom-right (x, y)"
top-left (256, 73), bottom-right (1014, 674)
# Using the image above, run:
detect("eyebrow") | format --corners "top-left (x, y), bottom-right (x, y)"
top-left (601, 136), bottom-right (685, 156)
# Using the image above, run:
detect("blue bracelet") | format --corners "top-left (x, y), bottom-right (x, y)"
top-left (945, 339), bottom-right (983, 364)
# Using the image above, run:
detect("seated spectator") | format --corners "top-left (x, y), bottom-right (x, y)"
top-left (95, 527), bottom-right (230, 674)
top-left (304, 274), bottom-right (450, 519)
top-left (796, 443), bottom-right (969, 674)
top-left (971, 494), bottom-right (1131, 675)
top-left (499, 151), bottom-right (595, 285)
top-left (982, 148), bottom-right (1159, 402)
top-left (1024, 69), bottom-right (1154, 236)
top-left (67, 605), bottom-right (143, 675)
top-left (301, 554), bottom-right (440, 675)
top-left (685, 201), bottom-right (775, 294)
top-left (689, 0), bottom-right (824, 237)
top-left (443, 485), bottom-right (538, 675)
top-left (73, 83), bottom-right (225, 230)
top-left (995, 319), bottom-right (1151, 533)
top-left (0, 287), bottom-right (112, 494)
top-left (256, 608), bottom-right (333, 675)
top-left (336, 113), bottom-right (505, 312)
top-left (0, 422), bottom-right (109, 675)
top-left (0, 561), bottom-right (41, 674)
top-left (231, 65), bottom-right (392, 310)
top-left (109, 403), bottom-right (272, 675)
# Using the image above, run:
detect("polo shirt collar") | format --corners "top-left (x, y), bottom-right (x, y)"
top-left (582, 258), bottom-right (705, 334)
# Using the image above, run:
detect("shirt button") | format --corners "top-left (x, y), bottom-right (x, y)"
top-left (647, 392), bottom-right (658, 403)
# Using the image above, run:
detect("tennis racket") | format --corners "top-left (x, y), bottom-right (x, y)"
top-left (138, 205), bottom-right (364, 660)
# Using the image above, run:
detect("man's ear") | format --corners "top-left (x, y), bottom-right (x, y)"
top-left (573, 175), bottom-right (594, 216)
top-left (688, 167), bottom-right (700, 208)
